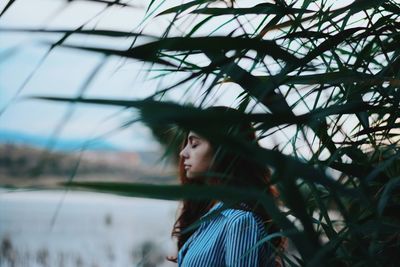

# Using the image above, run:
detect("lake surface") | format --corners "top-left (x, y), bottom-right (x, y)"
top-left (0, 188), bottom-right (179, 267)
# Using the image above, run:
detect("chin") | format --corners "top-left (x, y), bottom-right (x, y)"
top-left (186, 173), bottom-right (205, 182)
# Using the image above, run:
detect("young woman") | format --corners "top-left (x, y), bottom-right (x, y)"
top-left (167, 106), bottom-right (285, 266)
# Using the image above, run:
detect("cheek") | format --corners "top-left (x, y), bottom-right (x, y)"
top-left (192, 147), bottom-right (213, 171)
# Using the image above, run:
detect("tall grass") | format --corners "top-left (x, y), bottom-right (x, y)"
top-left (1, 0), bottom-right (399, 266)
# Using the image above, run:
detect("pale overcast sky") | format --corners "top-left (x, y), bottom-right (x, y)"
top-left (0, 0), bottom-right (354, 154)
top-left (0, 0), bottom-right (246, 151)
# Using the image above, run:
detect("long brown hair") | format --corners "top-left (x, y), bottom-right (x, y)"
top-left (167, 106), bottom-right (286, 263)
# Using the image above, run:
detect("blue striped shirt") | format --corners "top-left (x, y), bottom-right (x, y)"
top-left (178, 201), bottom-right (274, 267)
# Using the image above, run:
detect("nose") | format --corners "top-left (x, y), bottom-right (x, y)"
top-left (179, 145), bottom-right (188, 159)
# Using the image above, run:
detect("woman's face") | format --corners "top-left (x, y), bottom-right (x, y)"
top-left (179, 131), bottom-right (214, 179)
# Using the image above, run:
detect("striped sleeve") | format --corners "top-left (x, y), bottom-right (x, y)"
top-left (225, 212), bottom-right (261, 267)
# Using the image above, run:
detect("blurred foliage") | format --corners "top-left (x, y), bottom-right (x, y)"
top-left (1, 0), bottom-right (400, 266)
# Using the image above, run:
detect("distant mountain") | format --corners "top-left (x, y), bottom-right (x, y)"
top-left (0, 129), bottom-right (121, 152)
top-left (0, 143), bottom-right (177, 186)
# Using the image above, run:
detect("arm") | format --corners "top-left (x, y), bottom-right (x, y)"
top-left (225, 213), bottom-right (263, 267)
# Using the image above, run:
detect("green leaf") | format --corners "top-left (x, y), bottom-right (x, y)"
top-left (156, 0), bottom-right (209, 16)
top-left (0, 0), bottom-right (15, 17)
top-left (192, 4), bottom-right (313, 16)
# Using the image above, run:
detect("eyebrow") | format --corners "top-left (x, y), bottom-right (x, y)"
top-left (188, 135), bottom-right (200, 143)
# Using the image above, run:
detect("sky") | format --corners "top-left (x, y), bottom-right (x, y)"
top-left (0, 0), bottom-right (274, 152)
top-left (0, 0), bottom-right (354, 155)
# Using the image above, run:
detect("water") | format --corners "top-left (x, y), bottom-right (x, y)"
top-left (0, 188), bottom-right (179, 267)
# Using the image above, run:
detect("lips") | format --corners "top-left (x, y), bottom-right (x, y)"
top-left (184, 164), bottom-right (191, 170)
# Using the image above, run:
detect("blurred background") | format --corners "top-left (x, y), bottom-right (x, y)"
top-left (1, 1), bottom-right (257, 266)
top-left (0, 1), bottom-right (186, 266)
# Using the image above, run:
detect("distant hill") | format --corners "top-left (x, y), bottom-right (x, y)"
top-left (0, 129), bottom-right (120, 152)
top-left (0, 143), bottom-right (177, 187)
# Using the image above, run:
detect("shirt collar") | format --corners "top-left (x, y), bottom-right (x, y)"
top-left (198, 201), bottom-right (253, 227)
top-left (200, 201), bottom-right (226, 220)
top-left (202, 201), bottom-right (251, 218)
top-left (210, 200), bottom-right (253, 214)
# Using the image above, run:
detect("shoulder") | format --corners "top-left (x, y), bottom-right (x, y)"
top-left (223, 208), bottom-right (264, 231)
top-left (224, 209), bottom-right (258, 223)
